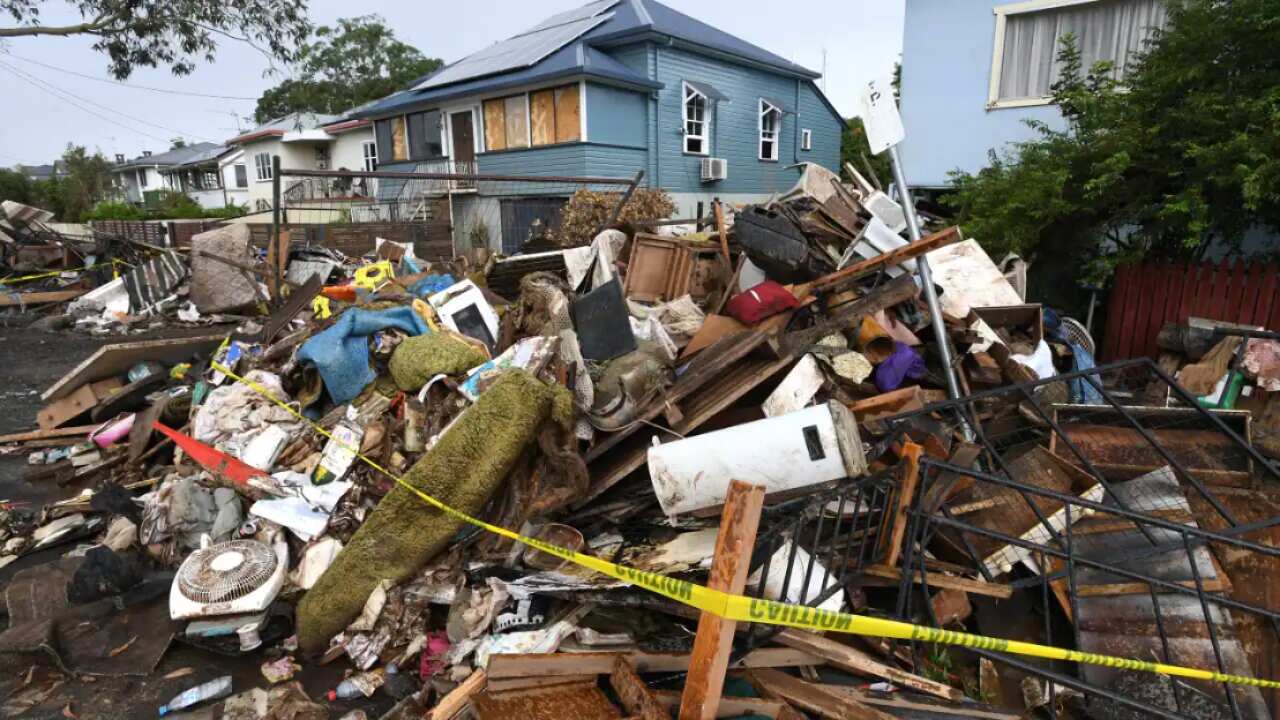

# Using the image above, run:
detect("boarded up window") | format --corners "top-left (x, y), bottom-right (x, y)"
top-left (554, 84), bottom-right (581, 143)
top-left (484, 99), bottom-right (507, 151)
top-left (504, 96), bottom-right (529, 149)
top-left (530, 90), bottom-right (555, 146)
top-left (391, 116), bottom-right (408, 161)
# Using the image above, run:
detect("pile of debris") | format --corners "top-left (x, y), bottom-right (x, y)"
top-left (1, 162), bottom-right (1277, 720)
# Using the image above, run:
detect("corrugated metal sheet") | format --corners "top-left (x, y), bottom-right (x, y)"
top-left (525, 0), bottom-right (618, 34)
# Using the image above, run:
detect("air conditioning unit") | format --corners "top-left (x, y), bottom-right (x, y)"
top-left (700, 157), bottom-right (727, 182)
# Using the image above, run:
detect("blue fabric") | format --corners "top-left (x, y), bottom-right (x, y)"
top-left (409, 273), bottom-right (455, 298)
top-left (873, 342), bottom-right (927, 393)
top-left (1068, 342), bottom-right (1104, 405)
top-left (297, 307), bottom-right (429, 404)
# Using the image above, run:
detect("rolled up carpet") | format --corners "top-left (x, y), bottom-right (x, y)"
top-left (296, 370), bottom-right (553, 653)
top-left (388, 332), bottom-right (487, 392)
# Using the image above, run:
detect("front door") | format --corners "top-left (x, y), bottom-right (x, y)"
top-left (450, 111), bottom-right (476, 168)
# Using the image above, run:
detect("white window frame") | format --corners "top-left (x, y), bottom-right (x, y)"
top-left (682, 81), bottom-right (710, 156)
top-left (989, 0), bottom-right (1126, 110)
top-left (254, 152), bottom-right (272, 181)
top-left (362, 141), bottom-right (378, 172)
top-left (758, 99), bottom-right (781, 162)
top-left (801, 128), bottom-right (812, 151)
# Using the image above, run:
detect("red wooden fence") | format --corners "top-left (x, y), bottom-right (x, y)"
top-left (1103, 259), bottom-right (1280, 361)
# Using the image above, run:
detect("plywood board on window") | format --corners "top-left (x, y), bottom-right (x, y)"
top-left (391, 116), bottom-right (408, 161)
top-left (505, 95), bottom-right (530, 149)
top-left (484, 99), bottom-right (507, 152)
top-left (555, 84), bottom-right (581, 143)
top-left (530, 90), bottom-right (556, 146)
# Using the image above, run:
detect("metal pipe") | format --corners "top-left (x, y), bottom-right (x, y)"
top-left (887, 144), bottom-right (961, 401)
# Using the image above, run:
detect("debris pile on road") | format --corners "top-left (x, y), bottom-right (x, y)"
top-left (1, 165), bottom-right (1277, 720)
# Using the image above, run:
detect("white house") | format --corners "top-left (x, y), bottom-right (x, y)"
top-left (110, 142), bottom-right (226, 208)
top-left (159, 145), bottom-right (249, 210)
top-left (227, 113), bottom-right (376, 220)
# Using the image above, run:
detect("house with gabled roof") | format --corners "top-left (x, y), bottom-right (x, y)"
top-left (357, 0), bottom-right (846, 252)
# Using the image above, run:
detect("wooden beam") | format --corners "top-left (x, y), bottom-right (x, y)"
top-left (884, 442), bottom-right (923, 568)
top-left (429, 668), bottom-right (487, 720)
top-left (652, 690), bottom-right (783, 719)
top-left (774, 628), bottom-right (964, 702)
top-left (679, 480), bottom-right (766, 720)
top-left (811, 225), bottom-right (961, 291)
top-left (747, 668), bottom-right (894, 719)
top-left (0, 288), bottom-right (88, 306)
top-left (823, 685), bottom-right (1020, 719)
top-left (0, 424), bottom-right (99, 444)
top-left (612, 656), bottom-right (671, 720)
top-left (713, 200), bottom-right (730, 263)
top-left (486, 647), bottom-right (822, 679)
top-left (858, 564), bottom-right (1012, 599)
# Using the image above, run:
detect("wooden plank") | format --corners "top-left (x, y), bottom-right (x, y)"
top-left (612, 656), bottom-right (670, 720)
top-left (1226, 258), bottom-right (1249, 327)
top-left (43, 334), bottom-right (225, 402)
top-left (428, 668), bottom-right (487, 720)
top-left (883, 442), bottom-right (922, 567)
top-left (1259, 263), bottom-right (1279, 331)
top-left (1210, 257), bottom-right (1233, 321)
top-left (859, 564), bottom-right (1012, 599)
top-left (555, 84), bottom-right (581, 143)
top-left (747, 668), bottom-right (893, 720)
top-left (486, 675), bottom-right (597, 693)
top-left (1134, 261), bottom-right (1159, 359)
top-left (1176, 259), bottom-right (1198, 328)
top-left (483, 99), bottom-right (507, 152)
top-left (774, 628), bottom-right (964, 702)
top-left (0, 424), bottom-right (99, 444)
top-left (1242, 261), bottom-right (1266, 327)
top-left (713, 200), bottom-right (729, 263)
top-left (810, 226), bottom-right (961, 292)
top-left (652, 690), bottom-right (782, 719)
top-left (0, 288), bottom-right (88, 307)
top-left (781, 273), bottom-right (919, 354)
top-left (37, 378), bottom-right (122, 430)
top-left (823, 686), bottom-right (1021, 719)
top-left (486, 647), bottom-right (823, 679)
top-left (530, 89), bottom-right (556, 146)
top-left (1101, 262), bottom-right (1130, 362)
top-left (680, 481), bottom-right (766, 720)
top-left (391, 116), bottom-right (408, 162)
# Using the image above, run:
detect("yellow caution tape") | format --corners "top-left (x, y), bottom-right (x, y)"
top-left (0, 261), bottom-right (122, 285)
top-left (211, 361), bottom-right (1280, 691)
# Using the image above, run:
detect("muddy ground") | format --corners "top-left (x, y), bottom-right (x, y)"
top-left (0, 319), bottom-right (394, 719)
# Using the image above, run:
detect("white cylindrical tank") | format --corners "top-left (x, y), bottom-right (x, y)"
top-left (647, 401), bottom-right (865, 517)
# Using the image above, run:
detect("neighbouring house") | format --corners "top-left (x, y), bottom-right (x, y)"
top-left (899, 0), bottom-right (1168, 191)
top-left (226, 112), bottom-right (376, 221)
top-left (14, 162), bottom-right (69, 183)
top-left (110, 143), bottom-right (224, 208)
top-left (356, 0), bottom-right (845, 253)
top-left (157, 145), bottom-right (247, 211)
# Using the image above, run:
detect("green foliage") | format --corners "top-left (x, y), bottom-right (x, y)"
top-left (148, 191), bottom-right (206, 219)
top-left (841, 117), bottom-right (893, 190)
top-left (944, 0), bottom-right (1280, 283)
top-left (58, 145), bottom-right (114, 222)
top-left (0, 0), bottom-right (310, 79)
top-left (202, 203), bottom-right (248, 220)
top-left (0, 168), bottom-right (35, 206)
top-left (254, 15), bottom-right (442, 123)
top-left (85, 200), bottom-right (144, 221)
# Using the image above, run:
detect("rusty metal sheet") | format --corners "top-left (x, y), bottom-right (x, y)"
top-left (1056, 424), bottom-right (1251, 485)
top-left (1071, 467), bottom-right (1268, 719)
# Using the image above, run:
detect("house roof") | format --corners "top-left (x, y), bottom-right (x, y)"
top-left (227, 112), bottom-right (342, 145)
top-left (166, 144), bottom-right (238, 170)
top-left (357, 0), bottom-right (820, 119)
top-left (113, 142), bottom-right (223, 171)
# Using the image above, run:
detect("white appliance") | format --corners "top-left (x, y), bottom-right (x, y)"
top-left (170, 535), bottom-right (287, 620)
top-left (700, 157), bottom-right (728, 182)
top-left (647, 401), bottom-right (866, 517)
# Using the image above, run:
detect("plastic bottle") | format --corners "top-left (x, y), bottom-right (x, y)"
top-left (327, 679), bottom-right (362, 701)
top-left (158, 675), bottom-right (233, 716)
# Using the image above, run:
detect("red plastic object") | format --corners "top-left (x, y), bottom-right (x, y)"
top-left (152, 421), bottom-right (269, 487)
top-left (724, 281), bottom-right (800, 325)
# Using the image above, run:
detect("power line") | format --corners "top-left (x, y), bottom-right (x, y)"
top-left (0, 60), bottom-right (212, 143)
top-left (0, 62), bottom-right (171, 143)
top-left (0, 51), bottom-right (260, 101)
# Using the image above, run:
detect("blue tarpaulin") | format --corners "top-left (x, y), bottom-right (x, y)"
top-left (298, 307), bottom-right (429, 404)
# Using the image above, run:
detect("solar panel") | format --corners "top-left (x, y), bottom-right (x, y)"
top-left (523, 0), bottom-right (618, 35)
top-left (415, 10), bottom-right (614, 90)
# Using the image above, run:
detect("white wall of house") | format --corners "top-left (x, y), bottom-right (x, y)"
top-left (236, 126), bottom-right (375, 218)
top-left (218, 148), bottom-right (249, 209)
top-left (112, 163), bottom-right (166, 204)
top-left (328, 129), bottom-right (374, 173)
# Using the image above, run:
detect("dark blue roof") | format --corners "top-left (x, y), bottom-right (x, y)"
top-left (358, 0), bottom-right (820, 119)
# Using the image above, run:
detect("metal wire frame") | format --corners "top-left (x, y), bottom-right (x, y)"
top-left (880, 357), bottom-right (1280, 720)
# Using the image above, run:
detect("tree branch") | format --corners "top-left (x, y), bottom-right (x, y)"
top-left (0, 19), bottom-right (112, 38)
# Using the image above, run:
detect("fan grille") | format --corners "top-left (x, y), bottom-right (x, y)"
top-left (176, 539), bottom-right (278, 604)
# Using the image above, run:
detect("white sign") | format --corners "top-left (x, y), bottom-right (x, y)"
top-left (857, 75), bottom-right (905, 154)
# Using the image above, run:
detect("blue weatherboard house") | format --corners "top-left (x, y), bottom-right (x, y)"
top-left (357, 0), bottom-right (846, 253)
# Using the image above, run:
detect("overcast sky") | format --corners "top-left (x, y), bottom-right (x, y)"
top-left (0, 0), bottom-right (904, 166)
